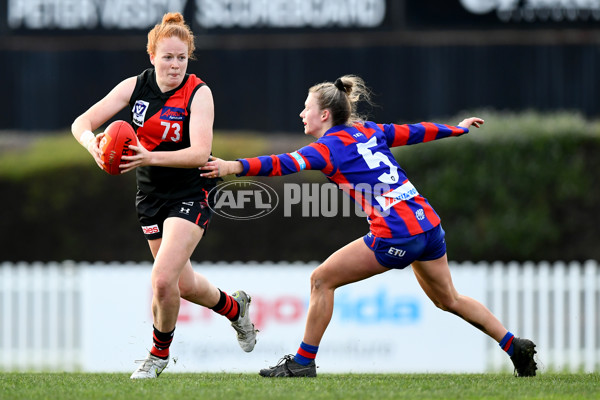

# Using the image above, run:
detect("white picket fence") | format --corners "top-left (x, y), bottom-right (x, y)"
top-left (0, 260), bottom-right (598, 373)
top-left (483, 260), bottom-right (600, 373)
top-left (0, 261), bottom-right (82, 371)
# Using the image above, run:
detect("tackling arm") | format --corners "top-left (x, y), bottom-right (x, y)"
top-left (200, 142), bottom-right (332, 178)
top-left (380, 120), bottom-right (478, 148)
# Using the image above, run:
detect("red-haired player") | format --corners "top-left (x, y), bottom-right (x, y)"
top-left (72, 12), bottom-right (257, 379)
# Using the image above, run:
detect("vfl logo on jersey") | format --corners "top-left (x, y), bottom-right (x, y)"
top-left (160, 107), bottom-right (186, 121)
top-left (132, 100), bottom-right (150, 127)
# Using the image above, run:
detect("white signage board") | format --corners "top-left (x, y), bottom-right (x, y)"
top-left (80, 263), bottom-right (489, 373)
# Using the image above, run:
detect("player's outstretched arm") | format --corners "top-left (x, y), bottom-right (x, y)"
top-left (200, 157), bottom-right (242, 178)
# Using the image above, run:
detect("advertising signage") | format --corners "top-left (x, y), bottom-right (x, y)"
top-left (4, 0), bottom-right (388, 33)
top-left (3, 0), bottom-right (599, 35)
top-left (406, 0), bottom-right (600, 29)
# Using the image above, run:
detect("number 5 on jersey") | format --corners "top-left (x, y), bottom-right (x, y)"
top-left (356, 136), bottom-right (399, 184)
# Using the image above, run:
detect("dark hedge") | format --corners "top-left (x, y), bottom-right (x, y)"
top-left (2, 111), bottom-right (598, 263)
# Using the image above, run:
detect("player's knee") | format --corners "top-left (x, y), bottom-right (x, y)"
top-left (433, 296), bottom-right (460, 313)
top-left (310, 268), bottom-right (330, 292)
top-left (309, 270), bottom-right (322, 291)
top-left (152, 275), bottom-right (177, 299)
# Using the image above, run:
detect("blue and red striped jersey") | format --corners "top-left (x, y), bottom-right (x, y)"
top-left (238, 121), bottom-right (468, 238)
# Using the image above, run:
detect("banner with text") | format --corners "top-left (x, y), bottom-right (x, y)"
top-left (80, 263), bottom-right (489, 373)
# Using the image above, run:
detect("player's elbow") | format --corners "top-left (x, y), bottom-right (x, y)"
top-left (193, 148), bottom-right (211, 167)
top-left (71, 115), bottom-right (84, 136)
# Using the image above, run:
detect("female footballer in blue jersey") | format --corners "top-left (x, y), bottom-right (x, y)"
top-left (201, 75), bottom-right (537, 377)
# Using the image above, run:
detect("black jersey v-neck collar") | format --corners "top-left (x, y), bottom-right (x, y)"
top-left (148, 68), bottom-right (189, 100)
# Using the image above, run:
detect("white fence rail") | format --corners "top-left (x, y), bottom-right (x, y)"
top-left (484, 260), bottom-right (600, 373)
top-left (0, 261), bottom-right (81, 371)
top-left (0, 260), bottom-right (598, 373)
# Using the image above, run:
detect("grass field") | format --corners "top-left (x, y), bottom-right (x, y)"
top-left (1, 373), bottom-right (598, 400)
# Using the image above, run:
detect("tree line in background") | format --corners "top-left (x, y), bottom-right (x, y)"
top-left (1, 111), bottom-right (598, 264)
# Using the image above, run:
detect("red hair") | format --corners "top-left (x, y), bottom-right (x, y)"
top-left (147, 12), bottom-right (195, 59)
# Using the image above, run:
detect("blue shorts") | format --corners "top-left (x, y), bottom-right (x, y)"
top-left (363, 224), bottom-right (447, 269)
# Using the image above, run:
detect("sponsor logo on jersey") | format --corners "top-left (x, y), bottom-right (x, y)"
top-left (132, 100), bottom-right (150, 127)
top-left (375, 181), bottom-right (419, 211)
top-left (289, 151), bottom-right (306, 170)
top-left (142, 224), bottom-right (160, 234)
top-left (160, 106), bottom-right (186, 121)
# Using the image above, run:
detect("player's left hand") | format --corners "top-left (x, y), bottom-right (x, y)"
top-left (200, 157), bottom-right (243, 178)
top-left (458, 117), bottom-right (484, 129)
top-left (119, 139), bottom-right (150, 173)
top-left (200, 156), bottom-right (224, 178)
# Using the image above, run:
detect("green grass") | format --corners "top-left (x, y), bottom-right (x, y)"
top-left (0, 373), bottom-right (598, 400)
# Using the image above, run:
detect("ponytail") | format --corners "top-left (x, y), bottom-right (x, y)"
top-left (309, 75), bottom-right (373, 126)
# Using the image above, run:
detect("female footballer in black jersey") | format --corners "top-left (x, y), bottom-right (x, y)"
top-left (71, 12), bottom-right (257, 379)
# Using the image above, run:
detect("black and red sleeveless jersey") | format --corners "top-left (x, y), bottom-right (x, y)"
top-left (128, 68), bottom-right (217, 199)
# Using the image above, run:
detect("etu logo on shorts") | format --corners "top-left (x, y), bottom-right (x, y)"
top-left (388, 247), bottom-right (406, 257)
top-left (160, 107), bottom-right (185, 121)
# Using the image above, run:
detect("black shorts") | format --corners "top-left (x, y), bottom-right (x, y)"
top-left (136, 191), bottom-right (214, 240)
